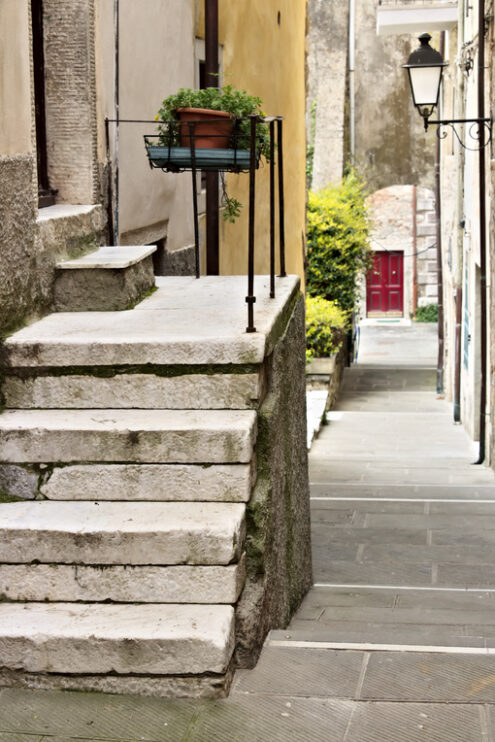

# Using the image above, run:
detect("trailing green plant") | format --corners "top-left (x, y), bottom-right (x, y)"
top-left (306, 295), bottom-right (349, 361)
top-left (415, 303), bottom-right (438, 322)
top-left (306, 100), bottom-right (317, 189)
top-left (155, 85), bottom-right (271, 159)
top-left (306, 169), bottom-right (372, 314)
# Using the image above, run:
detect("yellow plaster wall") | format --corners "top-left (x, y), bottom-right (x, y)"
top-left (198, 1), bottom-right (307, 281)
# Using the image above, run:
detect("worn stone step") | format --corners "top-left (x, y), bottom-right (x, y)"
top-left (3, 370), bottom-right (263, 410)
top-left (0, 556), bottom-right (246, 603)
top-left (0, 462), bottom-right (254, 501)
top-left (0, 501), bottom-right (245, 565)
top-left (0, 603), bottom-right (234, 675)
top-left (53, 245), bottom-right (156, 312)
top-left (0, 409), bottom-right (257, 464)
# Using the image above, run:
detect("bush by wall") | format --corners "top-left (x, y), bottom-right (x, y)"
top-left (306, 295), bottom-right (348, 361)
top-left (306, 170), bottom-right (372, 314)
top-left (415, 303), bottom-right (438, 322)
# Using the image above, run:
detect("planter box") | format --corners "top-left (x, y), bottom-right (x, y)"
top-left (145, 144), bottom-right (255, 173)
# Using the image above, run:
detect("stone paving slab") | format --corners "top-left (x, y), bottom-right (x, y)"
top-left (310, 482), bottom-right (495, 497)
top-left (336, 390), bottom-right (449, 412)
top-left (362, 652), bottom-right (495, 702)
top-left (233, 646), bottom-right (363, 697)
top-left (312, 557), bottom-right (434, 586)
top-left (343, 701), bottom-right (485, 742)
top-left (275, 623), bottom-right (475, 646)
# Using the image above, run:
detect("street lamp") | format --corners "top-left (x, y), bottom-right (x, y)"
top-left (403, 33), bottom-right (447, 130)
top-left (403, 26), bottom-right (492, 464)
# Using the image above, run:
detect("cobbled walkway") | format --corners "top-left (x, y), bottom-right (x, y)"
top-left (3, 322), bottom-right (495, 740)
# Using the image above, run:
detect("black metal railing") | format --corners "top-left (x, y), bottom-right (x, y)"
top-left (143, 114), bottom-right (286, 333)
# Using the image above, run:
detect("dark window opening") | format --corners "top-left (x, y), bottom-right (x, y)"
top-left (31, 0), bottom-right (57, 208)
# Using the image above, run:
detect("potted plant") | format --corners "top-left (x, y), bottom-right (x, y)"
top-left (146, 85), bottom-right (271, 221)
top-left (155, 85), bottom-right (270, 155)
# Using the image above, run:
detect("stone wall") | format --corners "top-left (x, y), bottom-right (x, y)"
top-left (0, 156), bottom-right (39, 335)
top-left (236, 294), bottom-right (312, 666)
top-left (43, 0), bottom-right (99, 204)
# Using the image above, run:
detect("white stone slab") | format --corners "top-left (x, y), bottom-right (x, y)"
top-left (4, 275), bottom-right (299, 366)
top-left (4, 372), bottom-right (262, 410)
top-left (306, 390), bottom-right (328, 449)
top-left (57, 245), bottom-right (156, 270)
top-left (41, 462), bottom-right (254, 501)
top-left (0, 501), bottom-right (245, 565)
top-left (0, 603), bottom-right (234, 674)
top-left (37, 204), bottom-right (97, 222)
top-left (0, 556), bottom-right (246, 603)
top-left (0, 409), bottom-right (257, 464)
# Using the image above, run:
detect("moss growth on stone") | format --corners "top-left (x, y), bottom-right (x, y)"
top-left (0, 490), bottom-right (24, 503)
top-left (7, 363), bottom-right (261, 380)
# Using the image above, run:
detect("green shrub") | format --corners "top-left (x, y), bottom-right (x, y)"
top-left (415, 303), bottom-right (438, 322)
top-left (306, 295), bottom-right (349, 361)
top-left (306, 170), bottom-right (372, 314)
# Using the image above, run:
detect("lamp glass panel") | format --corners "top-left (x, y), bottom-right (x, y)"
top-left (409, 66), bottom-right (442, 106)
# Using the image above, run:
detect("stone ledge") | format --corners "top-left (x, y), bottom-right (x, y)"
top-left (0, 603), bottom-right (235, 675)
top-left (0, 500), bottom-right (246, 565)
top-left (0, 556), bottom-right (246, 603)
top-left (57, 245), bottom-right (157, 270)
top-left (4, 275), bottom-right (300, 367)
top-left (0, 408), bottom-right (257, 464)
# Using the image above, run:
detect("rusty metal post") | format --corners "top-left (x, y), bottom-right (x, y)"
top-left (277, 118), bottom-right (287, 277)
top-left (205, 0), bottom-right (219, 274)
top-left (269, 120), bottom-right (276, 298)
top-left (188, 123), bottom-right (201, 279)
top-left (246, 116), bottom-right (258, 333)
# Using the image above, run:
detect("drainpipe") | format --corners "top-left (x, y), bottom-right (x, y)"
top-left (476, 0), bottom-right (488, 463)
top-left (205, 0), bottom-right (219, 274)
top-left (412, 185), bottom-right (418, 318)
top-left (349, 0), bottom-right (356, 163)
top-left (113, 0), bottom-right (120, 245)
top-left (435, 32), bottom-right (445, 395)
top-left (454, 0), bottom-right (466, 422)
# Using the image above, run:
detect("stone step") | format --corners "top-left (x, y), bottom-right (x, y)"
top-left (0, 462), bottom-right (254, 501)
top-left (0, 501), bottom-right (245, 565)
top-left (2, 369), bottom-right (264, 410)
top-left (53, 245), bottom-right (157, 312)
top-left (0, 409), bottom-right (257, 464)
top-left (0, 602), bottom-right (234, 676)
top-left (0, 556), bottom-right (246, 603)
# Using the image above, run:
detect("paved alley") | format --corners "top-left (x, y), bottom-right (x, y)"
top-left (3, 322), bottom-right (495, 740)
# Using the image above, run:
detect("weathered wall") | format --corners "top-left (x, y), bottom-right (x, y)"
top-left (236, 294), bottom-right (312, 666)
top-left (306, 0), bottom-right (349, 189)
top-left (0, 157), bottom-right (39, 336)
top-left (196, 0), bottom-right (307, 281)
top-left (306, 0), bottom-right (436, 193)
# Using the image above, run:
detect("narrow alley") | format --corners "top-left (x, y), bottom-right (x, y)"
top-left (3, 322), bottom-right (495, 740)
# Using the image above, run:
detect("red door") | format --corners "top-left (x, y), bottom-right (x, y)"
top-left (366, 251), bottom-right (404, 315)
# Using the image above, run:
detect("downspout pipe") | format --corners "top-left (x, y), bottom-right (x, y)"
top-left (113, 0), bottom-right (120, 245)
top-left (435, 33), bottom-right (445, 395)
top-left (475, 0), bottom-right (488, 463)
top-left (454, 0), bottom-right (466, 422)
top-left (412, 185), bottom-right (418, 318)
top-left (349, 0), bottom-right (355, 163)
top-left (205, 0), bottom-right (219, 275)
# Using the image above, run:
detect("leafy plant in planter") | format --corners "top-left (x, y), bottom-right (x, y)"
top-left (154, 85), bottom-right (271, 221)
top-left (306, 295), bottom-right (349, 362)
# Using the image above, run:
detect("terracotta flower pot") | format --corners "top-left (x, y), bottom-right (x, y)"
top-left (176, 107), bottom-right (233, 149)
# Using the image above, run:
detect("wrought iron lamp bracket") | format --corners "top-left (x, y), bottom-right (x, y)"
top-left (424, 116), bottom-right (493, 151)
